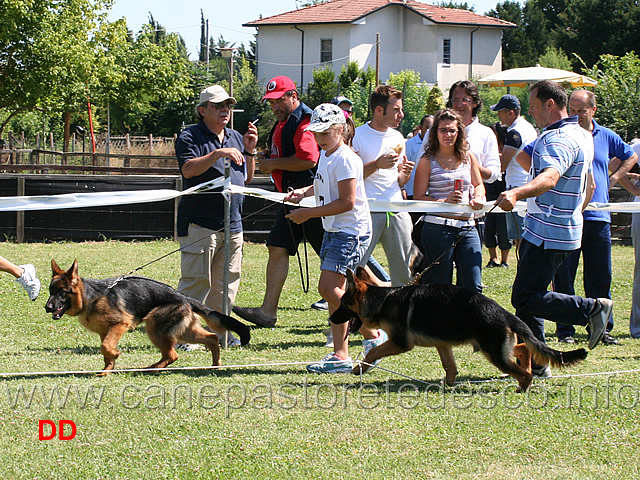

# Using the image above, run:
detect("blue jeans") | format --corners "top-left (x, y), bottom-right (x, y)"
top-left (512, 239), bottom-right (595, 343)
top-left (320, 232), bottom-right (370, 276)
top-left (553, 221), bottom-right (613, 338)
top-left (420, 221), bottom-right (483, 293)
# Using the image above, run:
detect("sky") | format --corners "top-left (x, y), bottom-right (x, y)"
top-left (107, 0), bottom-right (511, 60)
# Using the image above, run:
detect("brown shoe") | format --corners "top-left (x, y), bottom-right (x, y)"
top-left (232, 306), bottom-right (276, 328)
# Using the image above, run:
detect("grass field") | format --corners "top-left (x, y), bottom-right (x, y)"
top-left (0, 240), bottom-right (639, 479)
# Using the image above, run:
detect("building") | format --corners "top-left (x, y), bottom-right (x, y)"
top-left (243, 0), bottom-right (515, 92)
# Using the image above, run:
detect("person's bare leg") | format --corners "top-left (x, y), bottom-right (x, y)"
top-left (260, 246), bottom-right (290, 318)
top-left (0, 256), bottom-right (23, 278)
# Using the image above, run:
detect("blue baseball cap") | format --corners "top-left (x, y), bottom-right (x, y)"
top-left (490, 94), bottom-right (520, 111)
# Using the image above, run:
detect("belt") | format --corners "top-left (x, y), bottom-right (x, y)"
top-left (421, 215), bottom-right (475, 228)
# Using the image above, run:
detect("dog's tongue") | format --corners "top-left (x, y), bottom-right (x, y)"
top-left (53, 307), bottom-right (65, 319)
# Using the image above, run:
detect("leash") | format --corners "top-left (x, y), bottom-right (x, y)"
top-left (106, 195), bottom-right (278, 289)
top-left (408, 199), bottom-right (504, 286)
top-left (283, 188), bottom-right (311, 294)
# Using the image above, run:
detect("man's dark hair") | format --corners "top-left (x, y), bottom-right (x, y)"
top-left (370, 85), bottom-right (402, 115)
top-left (447, 80), bottom-right (483, 117)
top-left (530, 80), bottom-right (567, 110)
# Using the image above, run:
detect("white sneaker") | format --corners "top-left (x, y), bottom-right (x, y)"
top-left (175, 343), bottom-right (206, 352)
top-left (361, 329), bottom-right (388, 367)
top-left (222, 331), bottom-right (241, 347)
top-left (307, 353), bottom-right (353, 374)
top-left (16, 264), bottom-right (40, 301)
top-left (322, 328), bottom-right (334, 348)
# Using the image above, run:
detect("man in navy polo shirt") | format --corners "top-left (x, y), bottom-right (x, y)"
top-left (496, 81), bottom-right (611, 377)
top-left (175, 85), bottom-right (258, 345)
top-left (553, 89), bottom-right (638, 345)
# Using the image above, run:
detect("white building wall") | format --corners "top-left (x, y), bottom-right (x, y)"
top-left (253, 5), bottom-right (504, 93)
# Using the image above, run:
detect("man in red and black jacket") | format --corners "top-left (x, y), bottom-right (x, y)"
top-left (233, 76), bottom-right (324, 328)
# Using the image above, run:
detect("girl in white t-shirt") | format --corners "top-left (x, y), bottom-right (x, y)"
top-left (285, 103), bottom-right (386, 373)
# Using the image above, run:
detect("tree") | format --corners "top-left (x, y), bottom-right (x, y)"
top-left (0, 0), bottom-right (112, 138)
top-left (537, 46), bottom-right (572, 70)
top-left (582, 52), bottom-right (640, 141)
top-left (338, 60), bottom-right (361, 91)
top-left (438, 1), bottom-right (475, 11)
top-left (91, 18), bottom-right (191, 135)
top-left (198, 9), bottom-right (208, 63)
top-left (386, 70), bottom-right (431, 136)
top-left (487, 0), bottom-right (554, 69)
top-left (303, 65), bottom-right (339, 109)
top-left (425, 85), bottom-right (445, 115)
top-left (555, 0), bottom-right (640, 69)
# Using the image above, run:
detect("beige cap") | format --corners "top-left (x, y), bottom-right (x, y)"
top-left (198, 85), bottom-right (236, 106)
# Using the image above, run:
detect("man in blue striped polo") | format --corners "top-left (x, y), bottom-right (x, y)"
top-left (496, 80), bottom-right (612, 377)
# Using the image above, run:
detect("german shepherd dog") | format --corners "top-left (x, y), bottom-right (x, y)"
top-left (331, 267), bottom-right (587, 392)
top-left (45, 259), bottom-right (250, 375)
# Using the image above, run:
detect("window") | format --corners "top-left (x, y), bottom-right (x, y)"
top-left (443, 38), bottom-right (451, 65)
top-left (320, 39), bottom-right (332, 63)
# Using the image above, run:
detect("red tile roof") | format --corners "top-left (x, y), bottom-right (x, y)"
top-left (243, 0), bottom-right (515, 28)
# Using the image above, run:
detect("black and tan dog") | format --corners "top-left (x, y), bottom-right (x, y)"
top-left (331, 267), bottom-right (587, 392)
top-left (45, 259), bottom-right (250, 375)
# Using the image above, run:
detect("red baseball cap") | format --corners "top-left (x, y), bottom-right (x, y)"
top-left (262, 76), bottom-right (297, 101)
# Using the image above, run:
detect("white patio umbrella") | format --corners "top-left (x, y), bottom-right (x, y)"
top-left (478, 65), bottom-right (597, 88)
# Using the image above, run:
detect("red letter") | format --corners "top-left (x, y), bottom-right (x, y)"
top-left (38, 420), bottom-right (56, 441)
top-left (59, 420), bottom-right (76, 440)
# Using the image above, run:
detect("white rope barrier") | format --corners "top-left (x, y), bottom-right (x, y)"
top-left (0, 178), bottom-right (637, 214)
top-left (0, 357), bottom-right (637, 384)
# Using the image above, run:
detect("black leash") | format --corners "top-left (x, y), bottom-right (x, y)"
top-left (107, 195), bottom-right (278, 289)
top-left (282, 197), bottom-right (311, 294)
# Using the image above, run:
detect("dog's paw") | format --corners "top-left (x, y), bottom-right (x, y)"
top-left (351, 363), bottom-right (369, 375)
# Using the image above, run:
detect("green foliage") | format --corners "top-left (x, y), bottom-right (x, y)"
top-left (302, 65), bottom-right (339, 109)
top-left (338, 60), bottom-right (361, 91)
top-left (0, 0), bottom-right (112, 136)
top-left (582, 52), bottom-right (640, 141)
top-left (93, 21), bottom-right (192, 135)
top-left (425, 85), bottom-right (445, 115)
top-left (489, 0), bottom-right (640, 71)
top-left (438, 1), bottom-right (475, 11)
top-left (386, 70), bottom-right (431, 136)
top-left (232, 58), bottom-right (273, 145)
top-left (556, 0), bottom-right (640, 69)
top-left (487, 0), bottom-right (554, 69)
top-left (537, 46), bottom-right (572, 70)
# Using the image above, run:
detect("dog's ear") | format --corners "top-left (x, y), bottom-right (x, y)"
top-left (70, 259), bottom-right (79, 278)
top-left (345, 268), bottom-right (358, 294)
top-left (355, 265), bottom-right (370, 282)
top-left (346, 268), bottom-right (355, 284)
top-left (51, 259), bottom-right (65, 276)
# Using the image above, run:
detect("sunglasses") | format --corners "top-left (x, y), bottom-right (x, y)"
top-left (208, 101), bottom-right (234, 110)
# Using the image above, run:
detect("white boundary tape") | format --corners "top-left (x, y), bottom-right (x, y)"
top-left (0, 358), bottom-right (638, 385)
top-left (0, 178), bottom-right (638, 214)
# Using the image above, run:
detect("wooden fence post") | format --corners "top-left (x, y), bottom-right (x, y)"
top-left (16, 176), bottom-right (25, 243)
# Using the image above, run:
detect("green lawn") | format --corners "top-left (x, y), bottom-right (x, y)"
top-left (0, 240), bottom-right (639, 479)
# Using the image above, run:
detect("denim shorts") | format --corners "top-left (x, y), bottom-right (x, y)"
top-left (319, 231), bottom-right (370, 275)
top-left (506, 211), bottom-right (525, 241)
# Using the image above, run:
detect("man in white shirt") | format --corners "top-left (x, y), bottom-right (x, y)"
top-left (353, 85), bottom-right (414, 285)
